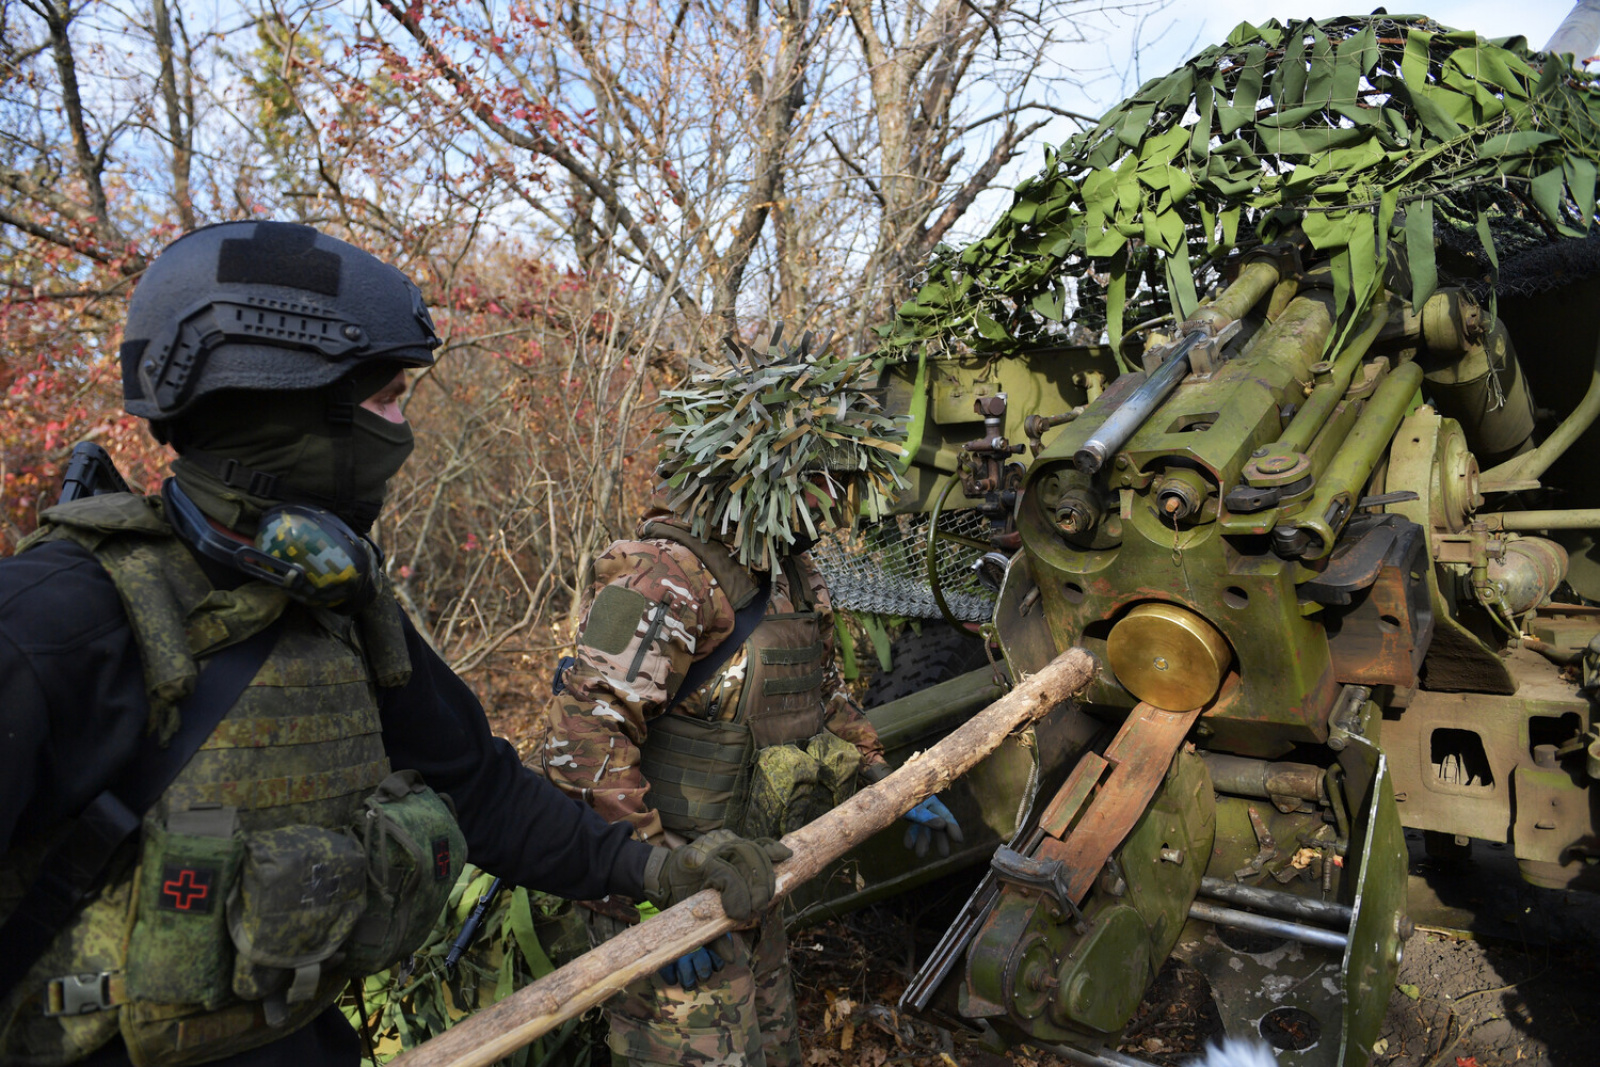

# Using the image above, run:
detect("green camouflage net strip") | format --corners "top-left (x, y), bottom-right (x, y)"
top-left (881, 14), bottom-right (1600, 363)
top-left (658, 327), bottom-right (908, 569)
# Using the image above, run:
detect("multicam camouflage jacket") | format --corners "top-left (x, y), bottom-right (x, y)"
top-left (543, 517), bottom-right (885, 844)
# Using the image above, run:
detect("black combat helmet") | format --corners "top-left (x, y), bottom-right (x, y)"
top-left (121, 221), bottom-right (440, 421)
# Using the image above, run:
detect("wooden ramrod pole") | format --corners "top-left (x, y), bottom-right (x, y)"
top-left (390, 647), bottom-right (1097, 1067)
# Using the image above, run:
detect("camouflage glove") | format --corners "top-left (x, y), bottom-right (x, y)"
top-left (642, 829), bottom-right (792, 921)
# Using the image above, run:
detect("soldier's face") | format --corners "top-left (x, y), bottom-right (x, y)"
top-left (359, 371), bottom-right (408, 424)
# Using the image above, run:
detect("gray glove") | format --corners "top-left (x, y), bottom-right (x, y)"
top-left (642, 829), bottom-right (792, 921)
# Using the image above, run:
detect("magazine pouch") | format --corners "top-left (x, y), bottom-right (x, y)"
top-left (343, 770), bottom-right (467, 974)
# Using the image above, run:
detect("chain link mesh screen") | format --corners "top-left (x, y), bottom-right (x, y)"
top-left (812, 510), bottom-right (997, 623)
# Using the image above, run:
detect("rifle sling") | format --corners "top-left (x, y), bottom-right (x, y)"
top-left (663, 578), bottom-right (771, 713)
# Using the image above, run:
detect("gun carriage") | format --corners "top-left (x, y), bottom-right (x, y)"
top-left (806, 15), bottom-right (1600, 1065)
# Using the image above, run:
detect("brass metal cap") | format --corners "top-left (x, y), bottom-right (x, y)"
top-left (1106, 602), bottom-right (1232, 711)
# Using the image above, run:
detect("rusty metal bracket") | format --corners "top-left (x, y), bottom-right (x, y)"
top-left (990, 846), bottom-right (1089, 934)
top-left (1033, 702), bottom-right (1204, 904)
top-left (1233, 805), bottom-right (1280, 881)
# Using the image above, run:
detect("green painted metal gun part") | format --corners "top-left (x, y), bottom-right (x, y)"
top-left (897, 345), bottom-right (930, 474)
top-left (1277, 297), bottom-right (1391, 455)
top-left (1482, 325), bottom-right (1600, 485)
top-left (1280, 359), bottom-right (1425, 560)
top-left (1480, 509), bottom-right (1600, 531)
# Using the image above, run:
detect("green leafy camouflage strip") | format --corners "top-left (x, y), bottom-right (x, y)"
top-left (594, 912), bottom-right (798, 1067)
top-left (656, 327), bottom-right (908, 570)
top-left (544, 528), bottom-right (884, 842)
top-left (883, 15), bottom-right (1600, 362)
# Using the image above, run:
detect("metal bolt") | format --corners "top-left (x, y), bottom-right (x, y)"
top-left (342, 324), bottom-right (363, 341)
top-left (1159, 848), bottom-right (1185, 864)
top-left (1115, 455), bottom-right (1130, 469)
top-left (1252, 447), bottom-right (1269, 458)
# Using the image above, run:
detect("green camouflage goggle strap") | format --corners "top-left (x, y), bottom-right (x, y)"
top-left (655, 326), bottom-right (908, 569)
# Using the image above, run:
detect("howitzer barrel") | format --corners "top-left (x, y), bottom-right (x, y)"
top-left (1074, 335), bottom-right (1200, 474)
top-left (1074, 261), bottom-right (1282, 474)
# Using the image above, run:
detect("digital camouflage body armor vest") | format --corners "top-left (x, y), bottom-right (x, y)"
top-left (633, 522), bottom-right (860, 842)
top-left (0, 494), bottom-right (466, 1066)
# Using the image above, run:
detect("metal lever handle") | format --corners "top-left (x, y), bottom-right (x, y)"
top-left (991, 846), bottom-right (1088, 932)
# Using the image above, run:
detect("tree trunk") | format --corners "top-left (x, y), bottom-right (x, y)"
top-left (389, 646), bottom-right (1098, 1067)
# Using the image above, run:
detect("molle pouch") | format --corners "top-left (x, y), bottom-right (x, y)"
top-left (227, 826), bottom-right (364, 1015)
top-left (804, 731), bottom-right (862, 823)
top-left (639, 715), bottom-right (754, 837)
top-left (343, 770), bottom-right (467, 974)
top-left (742, 743), bottom-right (820, 841)
top-left (126, 805), bottom-right (242, 1007)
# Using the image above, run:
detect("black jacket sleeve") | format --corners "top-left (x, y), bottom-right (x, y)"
top-left (376, 615), bottom-right (652, 901)
top-left (0, 540), bottom-right (150, 857)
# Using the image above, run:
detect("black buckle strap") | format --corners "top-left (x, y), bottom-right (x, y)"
top-left (217, 457), bottom-right (279, 498)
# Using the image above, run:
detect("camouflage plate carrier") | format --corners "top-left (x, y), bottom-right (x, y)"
top-left (633, 521), bottom-right (860, 843)
top-left (0, 493), bottom-right (466, 1066)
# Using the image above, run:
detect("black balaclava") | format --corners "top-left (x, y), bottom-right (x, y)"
top-left (166, 367), bottom-right (413, 536)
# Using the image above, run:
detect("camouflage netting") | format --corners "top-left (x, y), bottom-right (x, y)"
top-left (880, 14), bottom-right (1600, 363)
top-left (812, 510), bottom-right (997, 623)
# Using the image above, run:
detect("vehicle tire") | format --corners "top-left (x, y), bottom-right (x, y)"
top-left (863, 626), bottom-right (991, 707)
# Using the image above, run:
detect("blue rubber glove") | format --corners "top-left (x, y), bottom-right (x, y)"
top-left (658, 935), bottom-right (731, 989)
top-left (902, 795), bottom-right (965, 858)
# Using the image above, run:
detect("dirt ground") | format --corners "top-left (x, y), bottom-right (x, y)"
top-left (780, 833), bottom-right (1600, 1067)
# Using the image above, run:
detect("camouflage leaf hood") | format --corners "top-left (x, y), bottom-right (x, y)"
top-left (656, 327), bottom-right (908, 569)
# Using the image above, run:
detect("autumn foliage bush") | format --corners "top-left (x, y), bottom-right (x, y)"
top-left (0, 278), bottom-right (171, 552)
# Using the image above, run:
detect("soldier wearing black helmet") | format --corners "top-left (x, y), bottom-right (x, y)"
top-left (0, 222), bottom-right (786, 1066)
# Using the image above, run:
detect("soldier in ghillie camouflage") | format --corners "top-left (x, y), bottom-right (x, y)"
top-left (544, 329), bottom-right (963, 1067)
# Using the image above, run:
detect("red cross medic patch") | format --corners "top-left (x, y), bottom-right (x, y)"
top-left (431, 837), bottom-right (452, 882)
top-left (158, 864), bottom-right (218, 913)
